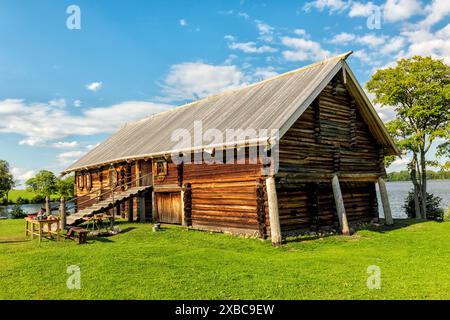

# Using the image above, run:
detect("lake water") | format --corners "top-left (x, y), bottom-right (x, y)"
top-left (0, 203), bottom-right (44, 218)
top-left (0, 203), bottom-right (75, 219)
top-left (0, 180), bottom-right (448, 219)
top-left (378, 180), bottom-right (450, 219)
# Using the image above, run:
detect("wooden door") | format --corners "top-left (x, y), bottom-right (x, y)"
top-left (156, 192), bottom-right (182, 224)
top-left (140, 160), bottom-right (152, 186)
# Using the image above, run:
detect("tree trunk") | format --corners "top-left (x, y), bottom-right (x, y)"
top-left (410, 156), bottom-right (421, 219)
top-left (420, 148), bottom-right (427, 219)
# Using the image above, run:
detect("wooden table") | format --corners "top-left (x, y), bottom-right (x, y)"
top-left (25, 217), bottom-right (61, 243)
top-left (83, 214), bottom-right (111, 232)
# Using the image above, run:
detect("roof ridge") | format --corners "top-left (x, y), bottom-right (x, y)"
top-left (129, 51), bottom-right (354, 124)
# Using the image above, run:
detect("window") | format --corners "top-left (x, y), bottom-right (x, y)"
top-left (156, 160), bottom-right (166, 176)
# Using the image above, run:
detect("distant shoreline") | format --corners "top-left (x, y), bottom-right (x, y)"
top-left (386, 170), bottom-right (450, 182)
top-left (0, 189), bottom-right (63, 206)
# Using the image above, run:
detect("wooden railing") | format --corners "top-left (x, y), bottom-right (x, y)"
top-left (43, 172), bottom-right (153, 229)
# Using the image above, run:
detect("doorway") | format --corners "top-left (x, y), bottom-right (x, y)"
top-left (155, 192), bottom-right (182, 224)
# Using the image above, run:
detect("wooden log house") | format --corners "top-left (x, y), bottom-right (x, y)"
top-left (62, 52), bottom-right (399, 244)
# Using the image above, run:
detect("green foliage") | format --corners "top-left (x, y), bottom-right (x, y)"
top-left (367, 56), bottom-right (450, 161)
top-left (56, 175), bottom-right (74, 198)
top-left (9, 204), bottom-right (26, 219)
top-left (15, 196), bottom-right (29, 205)
top-left (367, 56), bottom-right (450, 136)
top-left (403, 189), bottom-right (444, 221)
top-left (25, 170), bottom-right (57, 197)
top-left (444, 206), bottom-right (450, 222)
top-left (31, 195), bottom-right (45, 204)
top-left (368, 56), bottom-right (450, 219)
top-left (387, 170), bottom-right (450, 181)
top-left (0, 160), bottom-right (15, 200)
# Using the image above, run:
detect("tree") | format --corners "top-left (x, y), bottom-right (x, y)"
top-left (56, 175), bottom-right (75, 198)
top-left (367, 56), bottom-right (450, 219)
top-left (0, 160), bottom-right (15, 202)
top-left (25, 170), bottom-right (57, 198)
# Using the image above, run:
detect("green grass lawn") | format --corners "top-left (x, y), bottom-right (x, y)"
top-left (3, 189), bottom-right (37, 202)
top-left (1, 189), bottom-right (63, 204)
top-left (1, 218), bottom-right (450, 300)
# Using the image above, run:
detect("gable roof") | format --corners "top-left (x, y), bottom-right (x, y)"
top-left (63, 52), bottom-right (398, 174)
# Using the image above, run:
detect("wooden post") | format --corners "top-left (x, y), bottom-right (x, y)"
top-left (60, 196), bottom-right (66, 230)
top-left (134, 160), bottom-right (146, 223)
top-left (38, 221), bottom-right (43, 243)
top-left (331, 175), bottom-right (350, 236)
top-left (135, 160), bottom-right (141, 187)
top-left (378, 177), bottom-right (394, 225)
top-left (151, 166), bottom-right (156, 223)
top-left (151, 191), bottom-right (156, 223)
top-left (181, 187), bottom-right (186, 226)
top-left (127, 198), bottom-right (133, 222)
top-left (266, 176), bottom-right (282, 246)
top-left (45, 196), bottom-right (51, 216)
top-left (139, 194), bottom-right (146, 223)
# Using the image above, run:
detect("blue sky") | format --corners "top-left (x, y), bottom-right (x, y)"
top-left (0, 0), bottom-right (449, 185)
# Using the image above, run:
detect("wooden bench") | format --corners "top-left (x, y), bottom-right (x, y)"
top-left (66, 227), bottom-right (89, 244)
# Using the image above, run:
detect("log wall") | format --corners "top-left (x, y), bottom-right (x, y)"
top-left (276, 76), bottom-right (382, 233)
top-left (182, 159), bottom-right (269, 236)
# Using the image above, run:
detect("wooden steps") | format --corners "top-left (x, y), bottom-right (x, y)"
top-left (67, 186), bottom-right (151, 225)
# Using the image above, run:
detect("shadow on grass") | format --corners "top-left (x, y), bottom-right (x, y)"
top-left (0, 239), bottom-right (28, 244)
top-left (284, 219), bottom-right (430, 244)
top-left (362, 218), bottom-right (428, 233)
top-left (86, 226), bottom-right (138, 244)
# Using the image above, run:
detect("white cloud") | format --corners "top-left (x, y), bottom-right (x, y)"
top-left (388, 157), bottom-right (410, 171)
top-left (253, 67), bottom-right (279, 80)
top-left (224, 54), bottom-right (238, 65)
top-left (11, 167), bottom-right (35, 187)
top-left (19, 137), bottom-right (45, 147)
top-left (281, 36), bottom-right (331, 61)
top-left (86, 81), bottom-right (102, 92)
top-left (353, 49), bottom-right (382, 66)
top-left (348, 1), bottom-right (378, 17)
top-left (380, 36), bottom-right (406, 54)
top-left (237, 12), bottom-right (250, 19)
top-left (85, 143), bottom-right (100, 151)
top-left (357, 33), bottom-right (387, 47)
top-left (158, 62), bottom-right (247, 102)
top-left (255, 21), bottom-right (272, 34)
top-left (402, 23), bottom-right (450, 64)
top-left (73, 100), bottom-right (82, 107)
top-left (57, 151), bottom-right (87, 166)
top-left (48, 98), bottom-right (66, 108)
top-left (52, 141), bottom-right (80, 149)
top-left (329, 32), bottom-right (356, 44)
top-left (329, 32), bottom-right (387, 47)
top-left (228, 41), bottom-right (278, 54)
top-left (369, 94), bottom-right (398, 122)
top-left (179, 19), bottom-right (187, 27)
top-left (383, 0), bottom-right (422, 22)
top-left (303, 0), bottom-right (424, 24)
top-left (294, 29), bottom-right (309, 38)
top-left (224, 35), bottom-right (235, 42)
top-left (304, 0), bottom-right (349, 13)
top-left (255, 20), bottom-right (275, 42)
top-left (0, 99), bottom-right (173, 146)
top-left (420, 0), bottom-right (450, 27)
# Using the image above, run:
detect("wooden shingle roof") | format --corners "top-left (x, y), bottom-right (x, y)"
top-left (63, 52), bottom-right (398, 174)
